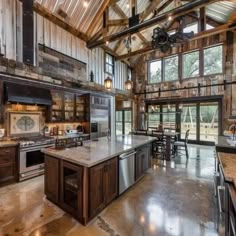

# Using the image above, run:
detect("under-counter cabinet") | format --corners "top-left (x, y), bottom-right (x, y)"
top-left (61, 161), bottom-right (83, 222)
top-left (89, 157), bottom-right (118, 218)
top-left (0, 146), bottom-right (18, 185)
top-left (226, 184), bottom-right (236, 236)
top-left (44, 155), bottom-right (118, 225)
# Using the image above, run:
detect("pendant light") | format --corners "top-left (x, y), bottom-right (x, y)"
top-left (104, 76), bottom-right (112, 90)
top-left (125, 76), bottom-right (132, 90)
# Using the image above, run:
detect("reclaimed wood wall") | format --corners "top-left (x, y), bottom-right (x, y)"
top-left (0, 0), bottom-right (128, 90)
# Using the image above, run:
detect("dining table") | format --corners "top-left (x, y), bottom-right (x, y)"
top-left (133, 130), bottom-right (179, 161)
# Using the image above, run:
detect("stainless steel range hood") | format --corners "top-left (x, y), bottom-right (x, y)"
top-left (5, 82), bottom-right (52, 106)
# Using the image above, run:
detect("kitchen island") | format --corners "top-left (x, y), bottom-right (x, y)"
top-left (42, 135), bottom-right (156, 225)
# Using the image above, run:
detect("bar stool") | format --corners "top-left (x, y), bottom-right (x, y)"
top-left (152, 131), bottom-right (165, 159)
top-left (173, 129), bottom-right (190, 158)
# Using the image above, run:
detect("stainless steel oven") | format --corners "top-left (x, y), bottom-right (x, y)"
top-left (19, 144), bottom-right (53, 181)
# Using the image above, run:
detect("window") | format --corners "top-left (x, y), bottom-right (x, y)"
top-left (148, 105), bottom-right (160, 129)
top-left (148, 60), bottom-right (162, 84)
top-left (164, 55), bottom-right (178, 81)
top-left (105, 53), bottom-right (115, 75)
top-left (124, 111), bottom-right (132, 134)
top-left (183, 51), bottom-right (199, 78)
top-left (116, 110), bottom-right (132, 135)
top-left (183, 22), bottom-right (198, 34)
top-left (204, 45), bottom-right (223, 75)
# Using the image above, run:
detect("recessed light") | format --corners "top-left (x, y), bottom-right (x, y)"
top-left (83, 1), bottom-right (89, 8)
top-left (126, 4), bottom-right (130, 9)
top-left (168, 16), bottom-right (172, 21)
top-left (106, 41), bottom-right (109, 45)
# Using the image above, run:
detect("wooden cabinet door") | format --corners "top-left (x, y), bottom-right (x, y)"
top-left (60, 161), bottom-right (83, 221)
top-left (104, 157), bottom-right (118, 204)
top-left (0, 147), bottom-right (17, 185)
top-left (0, 163), bottom-right (16, 184)
top-left (44, 155), bottom-right (59, 204)
top-left (89, 162), bottom-right (105, 218)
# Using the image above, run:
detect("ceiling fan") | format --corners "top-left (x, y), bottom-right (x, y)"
top-left (152, 17), bottom-right (194, 53)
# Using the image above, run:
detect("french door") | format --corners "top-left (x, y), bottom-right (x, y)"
top-left (180, 102), bottom-right (219, 143)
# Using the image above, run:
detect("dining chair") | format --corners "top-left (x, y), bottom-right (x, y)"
top-left (173, 129), bottom-right (190, 158)
top-left (152, 130), bottom-right (166, 159)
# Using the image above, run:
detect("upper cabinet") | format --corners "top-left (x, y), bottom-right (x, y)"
top-left (50, 92), bottom-right (64, 122)
top-left (48, 92), bottom-right (89, 123)
top-left (64, 93), bottom-right (75, 122)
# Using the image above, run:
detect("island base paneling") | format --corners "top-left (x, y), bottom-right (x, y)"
top-left (44, 155), bottom-right (118, 225)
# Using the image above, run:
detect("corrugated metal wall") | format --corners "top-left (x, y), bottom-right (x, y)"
top-left (0, 0), bottom-right (127, 90)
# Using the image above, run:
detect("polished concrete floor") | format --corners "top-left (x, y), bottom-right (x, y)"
top-left (0, 145), bottom-right (222, 236)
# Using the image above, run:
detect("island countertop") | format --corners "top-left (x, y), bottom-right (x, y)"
top-left (218, 152), bottom-right (236, 189)
top-left (42, 135), bottom-right (156, 167)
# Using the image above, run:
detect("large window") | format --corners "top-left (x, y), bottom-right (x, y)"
top-left (148, 60), bottom-right (162, 84)
top-left (204, 45), bottom-right (223, 75)
top-left (148, 44), bottom-right (223, 83)
top-left (164, 55), bottom-right (178, 81)
top-left (183, 51), bottom-right (199, 79)
top-left (148, 105), bottom-right (160, 129)
top-left (105, 53), bottom-right (115, 75)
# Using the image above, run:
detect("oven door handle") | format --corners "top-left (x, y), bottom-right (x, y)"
top-left (20, 145), bottom-right (54, 152)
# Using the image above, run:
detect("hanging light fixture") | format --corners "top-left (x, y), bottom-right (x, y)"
top-left (104, 76), bottom-right (112, 90)
top-left (125, 76), bottom-right (132, 90)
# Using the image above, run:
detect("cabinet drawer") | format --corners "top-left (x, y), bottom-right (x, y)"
top-left (0, 147), bottom-right (16, 163)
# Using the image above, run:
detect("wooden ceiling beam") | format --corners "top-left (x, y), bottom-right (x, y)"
top-left (34, 2), bottom-right (88, 41)
top-left (111, 3), bottom-right (127, 19)
top-left (140, 0), bottom-right (162, 22)
top-left (117, 22), bottom-right (236, 60)
top-left (86, 0), bottom-right (111, 37)
top-left (136, 32), bottom-right (149, 44)
top-left (87, 0), bottom-right (219, 49)
top-left (107, 19), bottom-right (129, 27)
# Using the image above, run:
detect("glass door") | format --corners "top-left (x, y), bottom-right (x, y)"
top-left (116, 111), bottom-right (123, 135)
top-left (124, 110), bottom-right (132, 134)
top-left (180, 103), bottom-right (197, 141)
top-left (199, 102), bottom-right (218, 142)
top-left (116, 110), bottom-right (132, 135)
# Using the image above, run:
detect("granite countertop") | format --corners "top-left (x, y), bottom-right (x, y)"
top-left (42, 135), bottom-right (156, 167)
top-left (0, 140), bottom-right (18, 147)
top-left (52, 134), bottom-right (90, 139)
top-left (218, 152), bottom-right (236, 188)
top-left (216, 135), bottom-right (236, 148)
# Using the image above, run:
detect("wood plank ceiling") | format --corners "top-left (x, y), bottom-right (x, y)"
top-left (34, 0), bottom-right (236, 63)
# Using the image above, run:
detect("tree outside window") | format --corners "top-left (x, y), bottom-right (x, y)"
top-left (164, 56), bottom-right (178, 81)
top-left (204, 45), bottom-right (223, 75)
top-left (183, 51), bottom-right (199, 79)
top-left (148, 60), bottom-right (162, 84)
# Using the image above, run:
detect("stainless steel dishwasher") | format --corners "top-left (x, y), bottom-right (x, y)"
top-left (119, 150), bottom-right (136, 195)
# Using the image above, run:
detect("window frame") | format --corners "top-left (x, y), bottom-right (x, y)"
top-left (104, 52), bottom-right (115, 76)
top-left (183, 22), bottom-right (199, 34)
top-left (203, 44), bottom-right (224, 77)
top-left (182, 49), bottom-right (200, 80)
top-left (148, 58), bottom-right (163, 84)
top-left (163, 54), bottom-right (179, 82)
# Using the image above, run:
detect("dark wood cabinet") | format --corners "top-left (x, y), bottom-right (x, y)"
top-left (89, 162), bottom-right (105, 218)
top-left (226, 184), bottom-right (236, 235)
top-left (44, 155), bottom-right (59, 204)
top-left (89, 157), bottom-right (118, 218)
top-left (48, 92), bottom-right (89, 123)
top-left (135, 144), bottom-right (151, 181)
top-left (0, 146), bottom-right (18, 185)
top-left (60, 161), bottom-right (83, 221)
